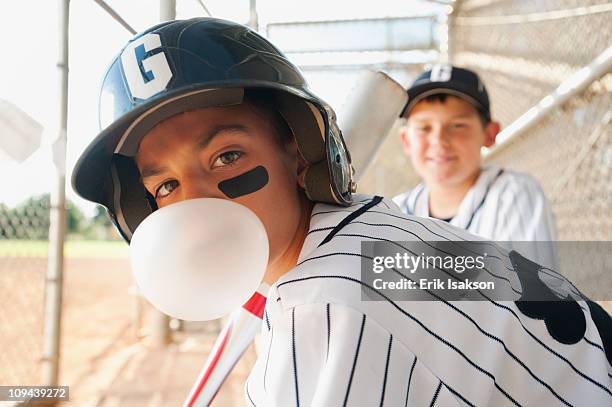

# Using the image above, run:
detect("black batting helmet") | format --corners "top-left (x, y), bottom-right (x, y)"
top-left (72, 18), bottom-right (353, 242)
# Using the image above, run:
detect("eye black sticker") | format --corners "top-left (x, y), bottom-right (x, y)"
top-left (218, 165), bottom-right (269, 199)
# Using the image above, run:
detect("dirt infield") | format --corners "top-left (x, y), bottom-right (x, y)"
top-left (0, 257), bottom-right (46, 386)
top-left (0, 256), bottom-right (256, 406)
top-left (0, 257), bottom-right (135, 387)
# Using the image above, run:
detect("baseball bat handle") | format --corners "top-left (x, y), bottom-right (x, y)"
top-left (183, 284), bottom-right (269, 407)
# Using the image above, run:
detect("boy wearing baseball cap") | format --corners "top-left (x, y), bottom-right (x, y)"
top-left (394, 65), bottom-right (557, 248)
top-left (73, 20), bottom-right (610, 406)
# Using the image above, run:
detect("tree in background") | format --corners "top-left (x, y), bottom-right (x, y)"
top-left (0, 194), bottom-right (117, 240)
top-left (66, 199), bottom-right (85, 236)
top-left (0, 194), bottom-right (50, 239)
top-left (82, 205), bottom-right (118, 240)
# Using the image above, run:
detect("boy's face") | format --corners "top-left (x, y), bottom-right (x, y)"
top-left (135, 102), bottom-right (307, 267)
top-left (400, 95), bottom-right (499, 187)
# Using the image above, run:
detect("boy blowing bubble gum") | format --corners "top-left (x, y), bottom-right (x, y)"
top-left (73, 19), bottom-right (610, 406)
top-left (394, 66), bottom-right (557, 250)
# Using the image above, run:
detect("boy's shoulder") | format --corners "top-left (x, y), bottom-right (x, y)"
top-left (271, 194), bottom-right (482, 312)
top-left (393, 166), bottom-right (548, 211)
top-left (494, 167), bottom-right (547, 196)
top-left (265, 199), bottom-right (611, 405)
top-left (483, 167), bottom-right (551, 219)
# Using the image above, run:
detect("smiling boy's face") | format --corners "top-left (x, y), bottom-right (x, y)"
top-left (400, 95), bottom-right (500, 188)
top-left (135, 102), bottom-right (308, 268)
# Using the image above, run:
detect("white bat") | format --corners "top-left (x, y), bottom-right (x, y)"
top-left (338, 70), bottom-right (408, 182)
top-left (183, 284), bottom-right (268, 407)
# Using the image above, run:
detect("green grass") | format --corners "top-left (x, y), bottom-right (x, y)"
top-left (0, 240), bottom-right (129, 258)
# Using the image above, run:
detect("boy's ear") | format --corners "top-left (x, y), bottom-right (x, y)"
top-left (286, 140), bottom-right (308, 189)
top-left (297, 153), bottom-right (308, 189)
top-left (483, 121), bottom-right (501, 148)
top-left (399, 126), bottom-right (411, 155)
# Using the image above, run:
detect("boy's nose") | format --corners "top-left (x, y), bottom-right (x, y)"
top-left (429, 126), bottom-right (451, 147)
top-left (180, 176), bottom-right (225, 202)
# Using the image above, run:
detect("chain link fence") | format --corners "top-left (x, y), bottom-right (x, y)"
top-left (361, 0), bottom-right (611, 242)
top-left (0, 202), bottom-right (48, 387)
top-left (0, 189), bottom-right (143, 396)
top-left (485, 80), bottom-right (611, 240)
top-left (0, 189), bottom-right (230, 403)
top-left (450, 0), bottom-right (611, 240)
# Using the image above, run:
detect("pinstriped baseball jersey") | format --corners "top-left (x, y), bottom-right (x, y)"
top-left (393, 166), bottom-right (558, 269)
top-left (245, 195), bottom-right (611, 406)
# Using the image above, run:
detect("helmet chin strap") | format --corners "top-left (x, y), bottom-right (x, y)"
top-left (111, 155), bottom-right (156, 242)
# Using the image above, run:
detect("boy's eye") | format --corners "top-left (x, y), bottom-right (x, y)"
top-left (414, 126), bottom-right (430, 134)
top-left (156, 179), bottom-right (179, 198)
top-left (212, 151), bottom-right (243, 168)
top-left (450, 123), bottom-right (468, 129)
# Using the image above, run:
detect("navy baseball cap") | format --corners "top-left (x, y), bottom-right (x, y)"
top-left (401, 64), bottom-right (491, 121)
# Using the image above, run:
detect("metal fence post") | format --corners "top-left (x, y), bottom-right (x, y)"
top-left (41, 0), bottom-right (69, 387)
top-left (150, 0), bottom-right (176, 348)
top-left (248, 0), bottom-right (258, 31)
top-left (160, 0), bottom-right (176, 22)
top-left (447, 3), bottom-right (456, 64)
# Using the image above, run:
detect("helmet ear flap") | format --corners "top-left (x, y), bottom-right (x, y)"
top-left (271, 91), bottom-right (353, 206)
top-left (303, 141), bottom-right (352, 205)
top-left (325, 113), bottom-right (353, 204)
top-left (110, 155), bottom-right (155, 241)
top-left (303, 161), bottom-right (332, 202)
top-left (145, 191), bottom-right (158, 211)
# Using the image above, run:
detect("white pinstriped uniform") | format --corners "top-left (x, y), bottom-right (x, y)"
top-left (245, 195), bottom-right (611, 407)
top-left (393, 166), bottom-right (558, 269)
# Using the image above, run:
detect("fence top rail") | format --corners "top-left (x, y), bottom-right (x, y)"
top-left (485, 45), bottom-right (612, 160)
top-left (456, 3), bottom-right (612, 24)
